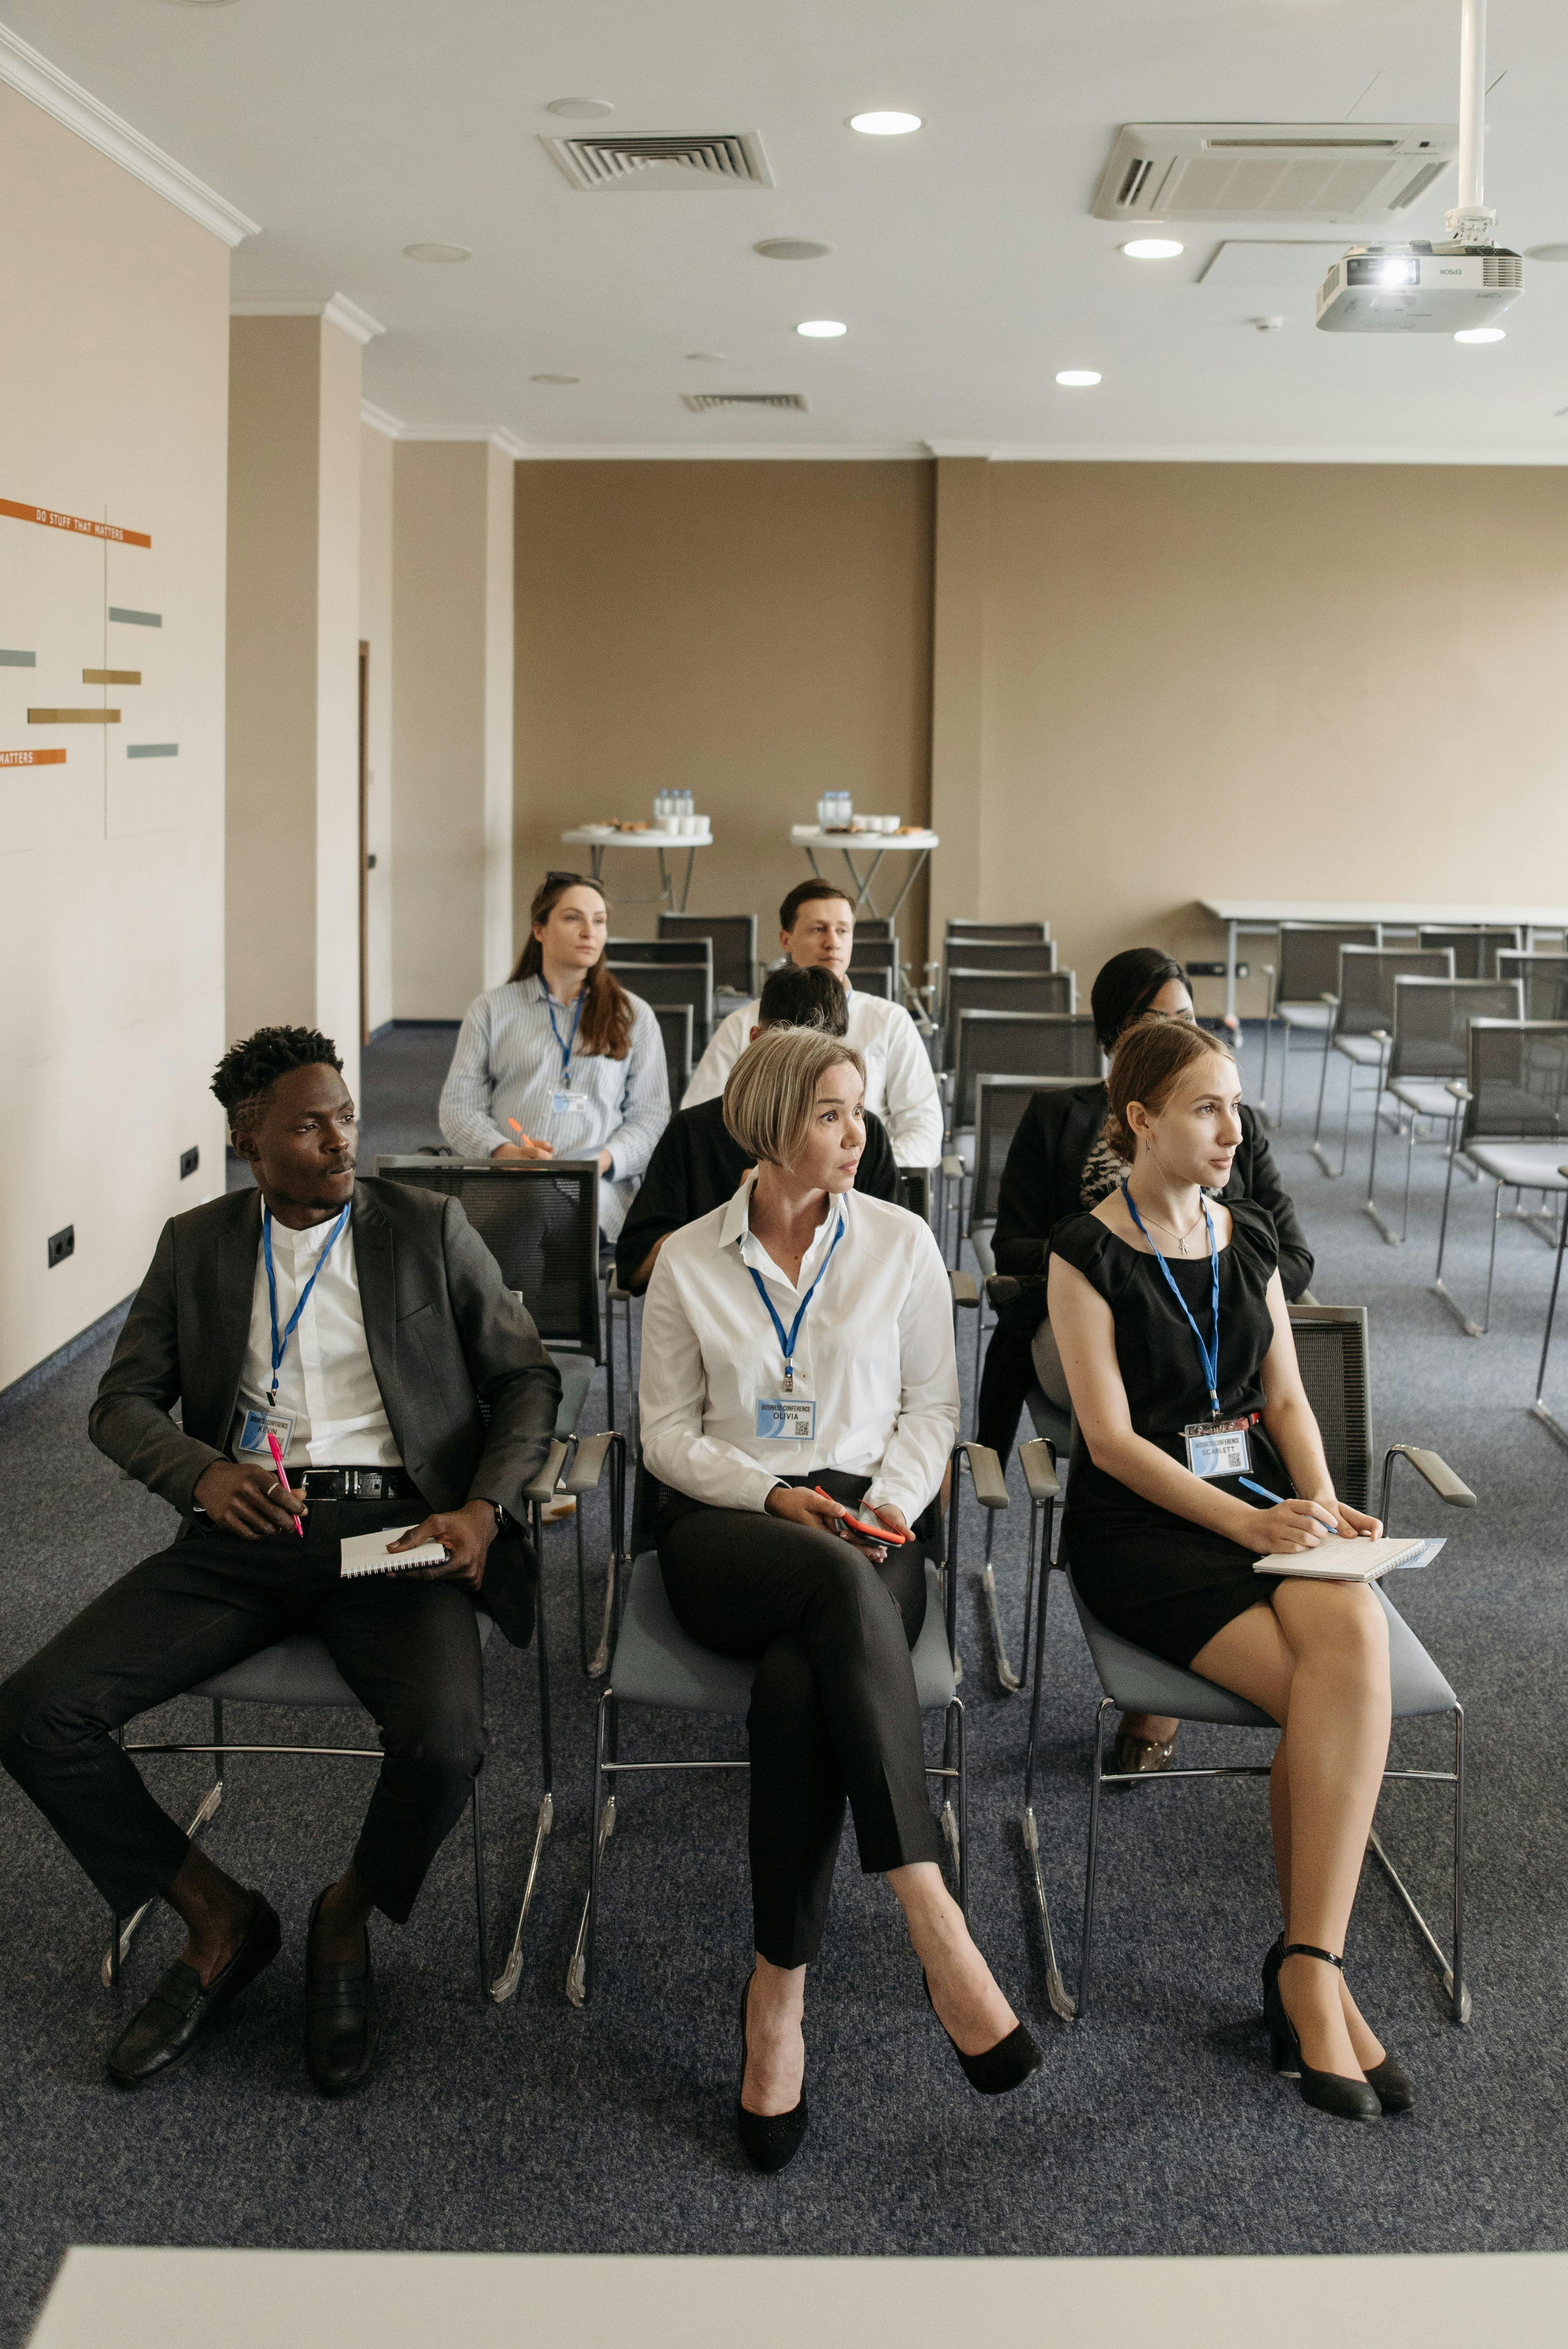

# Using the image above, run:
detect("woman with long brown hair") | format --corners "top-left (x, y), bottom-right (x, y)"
top-left (439, 872), bottom-right (668, 1241)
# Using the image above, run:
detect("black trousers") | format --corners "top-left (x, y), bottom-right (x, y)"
top-left (657, 1481), bottom-right (943, 1969)
top-left (0, 1499), bottom-right (485, 1924)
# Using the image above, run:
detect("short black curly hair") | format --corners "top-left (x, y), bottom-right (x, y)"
top-left (211, 1025), bottom-right (343, 1139)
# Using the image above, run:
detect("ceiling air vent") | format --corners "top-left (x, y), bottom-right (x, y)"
top-left (1091, 124), bottom-right (1457, 223)
top-left (681, 393), bottom-right (809, 413)
top-left (543, 131), bottom-right (774, 192)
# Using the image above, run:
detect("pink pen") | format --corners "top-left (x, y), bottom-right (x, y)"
top-left (266, 1429), bottom-right (306, 1538)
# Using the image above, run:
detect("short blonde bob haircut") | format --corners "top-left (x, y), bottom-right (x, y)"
top-left (723, 1024), bottom-right (866, 1170)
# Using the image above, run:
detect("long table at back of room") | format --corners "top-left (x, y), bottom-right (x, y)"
top-left (1201, 898), bottom-right (1568, 1022)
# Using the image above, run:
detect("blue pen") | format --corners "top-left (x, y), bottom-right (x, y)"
top-left (1240, 1475), bottom-right (1285, 1505)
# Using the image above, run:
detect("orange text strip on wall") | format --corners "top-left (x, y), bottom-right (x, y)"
top-left (0, 748), bottom-right (67, 767)
top-left (0, 497), bottom-right (151, 549)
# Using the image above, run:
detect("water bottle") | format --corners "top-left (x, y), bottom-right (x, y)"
top-left (655, 789), bottom-right (669, 825)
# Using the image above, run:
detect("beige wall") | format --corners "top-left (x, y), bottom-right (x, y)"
top-left (391, 440), bottom-right (515, 1019)
top-left (972, 462), bottom-right (1568, 1017)
top-left (0, 86), bottom-right (231, 1388)
top-left (513, 462), bottom-right (935, 971)
top-left (358, 421), bottom-right (394, 1033)
top-left (226, 313), bottom-right (362, 1091)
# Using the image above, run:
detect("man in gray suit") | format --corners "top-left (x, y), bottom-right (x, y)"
top-left (0, 1026), bottom-right (560, 2096)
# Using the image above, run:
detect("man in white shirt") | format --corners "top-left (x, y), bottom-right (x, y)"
top-left (0, 1026), bottom-right (559, 2099)
top-left (682, 880), bottom-right (943, 1168)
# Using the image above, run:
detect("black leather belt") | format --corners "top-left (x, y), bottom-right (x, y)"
top-left (299, 1467), bottom-right (422, 1503)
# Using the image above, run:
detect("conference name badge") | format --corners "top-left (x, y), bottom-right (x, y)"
top-left (551, 1088), bottom-right (590, 1116)
top-left (1182, 1417), bottom-right (1252, 1480)
top-left (756, 1397), bottom-right (818, 1441)
top-left (238, 1406), bottom-right (295, 1458)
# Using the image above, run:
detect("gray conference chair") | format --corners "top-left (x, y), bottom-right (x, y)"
top-left (1310, 946), bottom-right (1453, 1177)
top-left (950, 1075), bottom-right (1075, 1413)
top-left (1364, 976), bottom-right (1524, 1245)
top-left (945, 920), bottom-right (1050, 944)
top-left (1531, 1167), bottom-right (1568, 1453)
top-left (606, 956), bottom-right (713, 1058)
top-left (1417, 925), bottom-right (1521, 980)
top-left (1497, 951), bottom-right (1568, 1024)
top-left (651, 999), bottom-right (695, 1100)
top-left (106, 1440), bottom-right (582, 2007)
top-left (1258, 923), bottom-right (1380, 1129)
top-left (943, 940), bottom-right (1059, 979)
top-left (948, 1008), bottom-right (1097, 1135)
top-left (971, 1275), bottom-right (1073, 1695)
top-left (1019, 1305), bottom-right (1475, 2027)
top-left (943, 967), bottom-right (1076, 1071)
top-left (565, 1443), bottom-right (1007, 2007)
top-left (657, 912), bottom-right (756, 1001)
top-left (1432, 1018), bottom-right (1568, 1337)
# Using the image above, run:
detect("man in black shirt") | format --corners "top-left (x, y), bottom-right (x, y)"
top-left (616, 965), bottom-right (899, 1291)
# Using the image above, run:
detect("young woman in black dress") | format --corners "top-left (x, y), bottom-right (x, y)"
top-left (1048, 1016), bottom-right (1410, 2123)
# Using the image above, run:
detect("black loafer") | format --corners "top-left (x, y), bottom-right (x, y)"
top-left (107, 1893), bottom-right (281, 2089)
top-left (305, 1888), bottom-right (378, 2097)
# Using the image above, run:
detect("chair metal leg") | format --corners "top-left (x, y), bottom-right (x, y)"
top-left (102, 1732), bottom-right (225, 1991)
top-left (1431, 1147), bottom-right (1489, 1338)
top-left (1365, 1705), bottom-right (1469, 2025)
top-left (980, 1482), bottom-right (1022, 1696)
top-left (1258, 1011), bottom-right (1274, 1127)
top-left (1019, 1545), bottom-right (1076, 2022)
top-left (1077, 1699), bottom-right (1114, 2023)
top-left (566, 1688), bottom-right (615, 2007)
top-left (471, 1762), bottom-right (490, 1999)
top-left (1363, 1082), bottom-right (1405, 1245)
top-left (488, 1505), bottom-right (556, 2003)
top-left (1310, 1026), bottom-right (1333, 1151)
top-left (952, 1698), bottom-right (968, 1919)
top-left (1528, 1192), bottom-right (1568, 1449)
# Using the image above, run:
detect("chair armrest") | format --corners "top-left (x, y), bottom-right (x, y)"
top-left (958, 1441), bottom-right (1007, 1509)
top-left (605, 1276), bottom-right (633, 1302)
top-left (522, 1438), bottom-right (570, 1507)
top-left (941, 1154), bottom-right (965, 1180)
top-left (1370, 1028), bottom-right (1391, 1047)
top-left (1320, 992), bottom-right (1340, 1008)
top-left (1383, 1443), bottom-right (1476, 1511)
top-left (561, 1430), bottom-right (620, 1496)
top-left (950, 1270), bottom-right (979, 1309)
top-left (1019, 1436), bottom-right (1060, 1503)
top-left (1445, 1080), bottom-right (1471, 1102)
top-left (985, 1274), bottom-right (1021, 1306)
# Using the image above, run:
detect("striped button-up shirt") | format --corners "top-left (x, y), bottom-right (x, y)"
top-left (438, 976), bottom-right (669, 1241)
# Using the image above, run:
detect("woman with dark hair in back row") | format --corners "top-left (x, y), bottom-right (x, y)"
top-left (975, 945), bottom-right (1313, 1780)
top-left (439, 872), bottom-right (669, 1243)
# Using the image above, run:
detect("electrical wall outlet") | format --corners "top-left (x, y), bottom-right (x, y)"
top-left (179, 1145), bottom-right (200, 1179)
top-left (47, 1224), bottom-right (74, 1269)
top-left (1185, 961), bottom-right (1227, 979)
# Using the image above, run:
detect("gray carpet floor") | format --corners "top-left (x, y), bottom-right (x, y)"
top-left (2, 1018), bottom-right (1565, 2342)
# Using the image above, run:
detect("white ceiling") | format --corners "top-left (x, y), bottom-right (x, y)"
top-left (8, 0), bottom-right (1568, 456)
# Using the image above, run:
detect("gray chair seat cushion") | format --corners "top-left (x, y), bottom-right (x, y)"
top-left (191, 1610), bottom-right (494, 1708)
top-left (1025, 1386), bottom-right (1072, 1453)
top-left (954, 1131), bottom-right (975, 1174)
top-left (1332, 1035), bottom-right (1385, 1067)
top-left (1278, 1003), bottom-right (1332, 1032)
top-left (1067, 1572), bottom-right (1453, 1724)
top-left (1465, 1141), bottom-right (1568, 1191)
top-left (1390, 1079), bottom-right (1461, 1121)
top-left (610, 1553), bottom-right (955, 1712)
top-left (547, 1348), bottom-right (594, 1439)
top-left (972, 1224), bottom-right (996, 1280)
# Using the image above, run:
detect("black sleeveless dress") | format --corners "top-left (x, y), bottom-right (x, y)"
top-left (1053, 1195), bottom-right (1286, 1668)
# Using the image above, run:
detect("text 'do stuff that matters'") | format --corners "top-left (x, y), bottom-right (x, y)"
top-left (0, 748), bottom-right (67, 767)
top-left (0, 496), bottom-right (151, 548)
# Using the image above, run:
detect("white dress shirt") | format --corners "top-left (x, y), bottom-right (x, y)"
top-left (438, 975), bottom-right (669, 1241)
top-left (639, 1172), bottom-right (958, 1522)
top-left (681, 983), bottom-right (943, 1170)
top-left (229, 1212), bottom-right (401, 1470)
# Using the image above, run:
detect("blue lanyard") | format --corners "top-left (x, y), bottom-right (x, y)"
top-left (263, 1202), bottom-right (351, 1405)
top-left (545, 986), bottom-right (584, 1084)
top-left (1120, 1180), bottom-right (1222, 1416)
top-left (747, 1211), bottom-right (847, 1394)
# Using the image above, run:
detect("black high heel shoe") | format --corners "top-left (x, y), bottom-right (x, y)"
top-left (1263, 1937), bottom-right (1414, 2113)
top-left (923, 1971), bottom-right (1043, 2096)
top-left (1270, 1945), bottom-right (1381, 2122)
top-left (736, 1974), bottom-right (809, 2174)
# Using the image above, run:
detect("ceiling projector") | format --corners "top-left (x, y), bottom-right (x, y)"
top-left (1315, 0), bottom-right (1523, 335)
top-left (1315, 240), bottom-right (1523, 333)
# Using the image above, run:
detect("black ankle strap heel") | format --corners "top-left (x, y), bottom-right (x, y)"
top-left (1282, 1942), bottom-right (1344, 1968)
top-left (1274, 1945), bottom-right (1381, 2123)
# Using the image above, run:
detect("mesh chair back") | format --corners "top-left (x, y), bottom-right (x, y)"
top-left (608, 935), bottom-right (713, 978)
top-left (941, 940), bottom-right (1058, 978)
top-left (1287, 1307), bottom-right (1372, 1511)
top-left (1274, 923), bottom-right (1380, 1006)
top-left (1418, 926), bottom-right (1522, 980)
top-left (374, 1156), bottom-right (601, 1355)
top-left (1498, 952), bottom-right (1568, 1023)
top-left (850, 966), bottom-right (893, 999)
top-left (954, 1011), bottom-right (1100, 1129)
top-left (854, 916), bottom-right (895, 942)
top-left (897, 1165), bottom-right (931, 1221)
top-left (971, 1076), bottom-right (1075, 1229)
top-left (945, 968), bottom-right (1075, 1060)
top-left (1333, 946), bottom-right (1453, 1037)
top-left (653, 1001), bottom-right (694, 1097)
top-left (945, 920), bottom-right (1049, 945)
top-left (1388, 976), bottom-right (1524, 1082)
top-left (847, 938), bottom-right (898, 971)
top-left (1461, 1019), bottom-right (1568, 1144)
top-left (657, 913), bottom-right (755, 996)
top-left (606, 959), bottom-right (713, 1053)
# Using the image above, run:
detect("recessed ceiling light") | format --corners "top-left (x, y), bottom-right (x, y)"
top-left (530, 373), bottom-right (581, 385)
top-left (546, 97), bottom-right (615, 119)
top-left (755, 239), bottom-right (834, 262)
top-left (796, 319), bottom-right (848, 338)
top-left (1524, 243), bottom-right (1568, 262)
top-left (1453, 327), bottom-right (1506, 343)
top-left (1055, 369), bottom-right (1102, 387)
top-left (1122, 237), bottom-right (1184, 261)
top-left (848, 111), bottom-right (922, 136)
top-left (403, 242), bottom-right (472, 263)
top-left (686, 351), bottom-right (728, 362)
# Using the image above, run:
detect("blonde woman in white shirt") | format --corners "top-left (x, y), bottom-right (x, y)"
top-left (640, 1024), bottom-right (1041, 2172)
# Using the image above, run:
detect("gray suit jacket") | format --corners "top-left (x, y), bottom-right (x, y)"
top-left (89, 1178), bottom-right (563, 1644)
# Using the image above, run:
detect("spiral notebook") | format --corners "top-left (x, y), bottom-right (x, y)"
top-left (1255, 1536), bottom-right (1443, 1583)
top-left (339, 1524), bottom-right (450, 1580)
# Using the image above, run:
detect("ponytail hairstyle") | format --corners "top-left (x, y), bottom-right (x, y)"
top-left (1104, 1013), bottom-right (1234, 1164)
top-left (509, 872), bottom-right (634, 1060)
